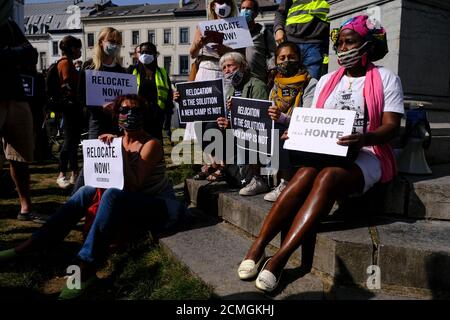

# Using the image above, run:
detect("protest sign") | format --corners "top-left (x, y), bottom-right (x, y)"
top-left (177, 79), bottom-right (225, 123)
top-left (82, 138), bottom-right (124, 189)
top-left (284, 108), bottom-right (356, 156)
top-left (85, 70), bottom-right (137, 107)
top-left (199, 16), bottom-right (253, 49)
top-left (230, 97), bottom-right (274, 155)
top-left (20, 75), bottom-right (34, 97)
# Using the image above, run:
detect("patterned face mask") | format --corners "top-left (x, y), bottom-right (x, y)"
top-left (276, 60), bottom-right (301, 77)
top-left (337, 41), bottom-right (370, 68)
top-left (118, 107), bottom-right (144, 131)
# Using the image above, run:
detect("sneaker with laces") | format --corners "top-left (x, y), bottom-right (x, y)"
top-left (239, 176), bottom-right (269, 196)
top-left (264, 179), bottom-right (288, 202)
top-left (56, 176), bottom-right (71, 189)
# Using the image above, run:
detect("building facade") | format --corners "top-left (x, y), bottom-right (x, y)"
top-left (24, 0), bottom-right (114, 71)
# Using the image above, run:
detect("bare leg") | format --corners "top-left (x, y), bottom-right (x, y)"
top-left (264, 165), bottom-right (365, 276)
top-left (244, 167), bottom-right (319, 261)
top-left (9, 160), bottom-right (32, 213)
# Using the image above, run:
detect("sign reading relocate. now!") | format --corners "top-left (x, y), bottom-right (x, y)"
top-left (82, 138), bottom-right (124, 189)
top-left (199, 16), bottom-right (253, 49)
top-left (176, 79), bottom-right (225, 123)
top-left (85, 70), bottom-right (137, 107)
top-left (284, 108), bottom-right (356, 157)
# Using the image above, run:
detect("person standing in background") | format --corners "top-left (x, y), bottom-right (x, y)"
top-left (0, 0), bottom-right (40, 221)
top-left (273, 0), bottom-right (330, 80)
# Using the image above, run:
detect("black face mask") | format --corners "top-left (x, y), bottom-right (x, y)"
top-left (277, 60), bottom-right (300, 77)
top-left (118, 107), bottom-right (144, 131)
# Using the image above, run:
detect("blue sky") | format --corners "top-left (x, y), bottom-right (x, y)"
top-left (25, 0), bottom-right (174, 5)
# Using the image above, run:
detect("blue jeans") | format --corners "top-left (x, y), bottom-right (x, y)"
top-left (297, 43), bottom-right (325, 80)
top-left (32, 185), bottom-right (180, 263)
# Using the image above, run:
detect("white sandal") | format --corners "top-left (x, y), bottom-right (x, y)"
top-left (255, 258), bottom-right (282, 292)
top-left (237, 251), bottom-right (266, 280)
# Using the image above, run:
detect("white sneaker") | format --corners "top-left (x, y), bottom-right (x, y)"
top-left (264, 179), bottom-right (288, 202)
top-left (239, 176), bottom-right (269, 196)
top-left (56, 176), bottom-right (71, 189)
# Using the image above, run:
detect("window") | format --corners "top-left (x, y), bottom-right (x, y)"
top-left (132, 30), bottom-right (140, 45)
top-left (148, 29), bottom-right (156, 44)
top-left (87, 33), bottom-right (94, 47)
top-left (164, 29), bottom-right (171, 44)
top-left (52, 41), bottom-right (58, 56)
top-left (164, 56), bottom-right (172, 74)
top-left (179, 27), bottom-right (189, 44)
top-left (39, 52), bottom-right (47, 71)
top-left (179, 55), bottom-right (189, 75)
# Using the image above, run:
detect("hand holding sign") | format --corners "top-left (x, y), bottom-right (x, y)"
top-left (199, 16), bottom-right (253, 49)
top-left (83, 138), bottom-right (124, 189)
top-left (284, 108), bottom-right (356, 157)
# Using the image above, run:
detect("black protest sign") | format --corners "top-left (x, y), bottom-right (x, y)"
top-left (230, 97), bottom-right (274, 155)
top-left (177, 79), bottom-right (225, 123)
top-left (20, 75), bottom-right (34, 97)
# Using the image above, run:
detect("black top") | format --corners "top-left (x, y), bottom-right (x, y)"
top-left (0, 20), bottom-right (38, 101)
top-left (78, 60), bottom-right (126, 138)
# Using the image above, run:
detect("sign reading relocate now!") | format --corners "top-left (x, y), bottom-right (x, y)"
top-left (85, 70), bottom-right (137, 107)
top-left (199, 16), bottom-right (253, 49)
top-left (82, 138), bottom-right (124, 189)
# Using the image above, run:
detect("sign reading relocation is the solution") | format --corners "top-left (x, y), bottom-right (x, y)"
top-left (85, 70), bottom-right (137, 107)
top-left (230, 97), bottom-right (274, 156)
top-left (199, 16), bottom-right (253, 49)
top-left (176, 79), bottom-right (225, 123)
top-left (284, 108), bottom-right (356, 157)
top-left (82, 138), bottom-right (124, 189)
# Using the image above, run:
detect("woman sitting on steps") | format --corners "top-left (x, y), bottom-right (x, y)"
top-left (237, 15), bottom-right (404, 293)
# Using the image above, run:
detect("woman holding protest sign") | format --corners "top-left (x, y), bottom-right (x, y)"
top-left (237, 16), bottom-right (403, 293)
top-left (213, 52), bottom-right (269, 185)
top-left (184, 0), bottom-right (239, 178)
top-left (78, 27), bottom-right (125, 140)
top-left (73, 27), bottom-right (126, 193)
top-left (0, 94), bottom-right (186, 300)
top-left (263, 41), bottom-right (317, 202)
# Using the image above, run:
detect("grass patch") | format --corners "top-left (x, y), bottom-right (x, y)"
top-left (0, 152), bottom-right (214, 300)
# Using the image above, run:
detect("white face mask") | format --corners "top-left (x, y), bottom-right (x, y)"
top-left (139, 53), bottom-right (154, 65)
top-left (337, 41), bottom-right (370, 69)
top-left (214, 3), bottom-right (232, 18)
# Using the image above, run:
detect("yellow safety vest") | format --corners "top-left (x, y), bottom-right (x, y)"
top-left (133, 67), bottom-right (170, 110)
top-left (286, 0), bottom-right (330, 25)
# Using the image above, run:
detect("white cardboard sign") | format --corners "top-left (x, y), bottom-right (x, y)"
top-left (82, 138), bottom-right (124, 189)
top-left (284, 108), bottom-right (356, 157)
top-left (85, 70), bottom-right (137, 107)
top-left (199, 16), bottom-right (254, 49)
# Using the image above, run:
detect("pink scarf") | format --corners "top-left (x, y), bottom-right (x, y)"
top-left (315, 63), bottom-right (396, 183)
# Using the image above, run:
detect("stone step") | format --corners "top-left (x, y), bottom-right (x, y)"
top-left (186, 164), bottom-right (450, 222)
top-left (160, 217), bottom-right (419, 299)
top-left (160, 219), bottom-right (324, 300)
top-left (184, 179), bottom-right (450, 298)
top-left (339, 164), bottom-right (450, 221)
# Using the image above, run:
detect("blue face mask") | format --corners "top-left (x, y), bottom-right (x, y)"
top-left (239, 9), bottom-right (254, 23)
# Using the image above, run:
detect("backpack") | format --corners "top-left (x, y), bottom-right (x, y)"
top-left (45, 59), bottom-right (71, 112)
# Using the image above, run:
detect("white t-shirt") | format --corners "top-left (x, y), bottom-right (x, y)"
top-left (310, 66), bottom-right (404, 193)
top-left (311, 66), bottom-right (404, 134)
